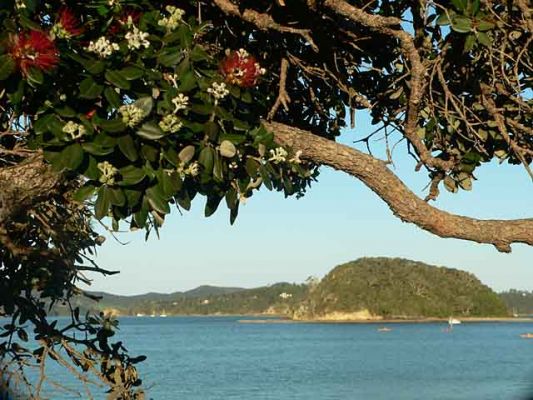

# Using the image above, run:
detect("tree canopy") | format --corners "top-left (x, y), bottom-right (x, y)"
top-left (0, 0), bottom-right (531, 398)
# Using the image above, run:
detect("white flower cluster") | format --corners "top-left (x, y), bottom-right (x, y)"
top-left (164, 73), bottom-right (179, 88)
top-left (172, 93), bottom-right (189, 113)
top-left (98, 161), bottom-right (118, 185)
top-left (289, 150), bottom-right (303, 164)
top-left (268, 147), bottom-right (288, 164)
top-left (177, 161), bottom-right (200, 178)
top-left (87, 37), bottom-right (120, 58)
top-left (119, 104), bottom-right (145, 127)
top-left (159, 114), bottom-right (183, 133)
top-left (236, 48), bottom-right (266, 76)
top-left (207, 82), bottom-right (229, 104)
top-left (158, 6), bottom-right (185, 31)
top-left (238, 48), bottom-right (249, 58)
top-left (125, 26), bottom-right (150, 50)
top-left (62, 121), bottom-right (86, 140)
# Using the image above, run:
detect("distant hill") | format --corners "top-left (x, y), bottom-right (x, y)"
top-left (51, 283), bottom-right (304, 316)
top-left (52, 258), bottom-right (512, 320)
top-left (499, 290), bottom-right (533, 316)
top-left (293, 258), bottom-right (509, 320)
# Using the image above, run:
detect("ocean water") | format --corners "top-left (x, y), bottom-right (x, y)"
top-left (7, 317), bottom-right (533, 399)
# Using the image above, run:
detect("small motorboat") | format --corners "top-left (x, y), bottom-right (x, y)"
top-left (520, 333), bottom-right (533, 339)
top-left (377, 327), bottom-right (392, 332)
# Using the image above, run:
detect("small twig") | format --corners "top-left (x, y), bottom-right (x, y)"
top-left (267, 58), bottom-right (291, 120)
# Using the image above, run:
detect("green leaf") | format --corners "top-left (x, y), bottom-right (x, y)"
top-left (198, 147), bottom-right (215, 173)
top-left (157, 47), bottom-right (183, 67)
top-left (436, 13), bottom-right (451, 26)
top-left (225, 188), bottom-right (238, 210)
top-left (219, 140), bottom-right (237, 158)
top-left (464, 34), bottom-right (476, 52)
top-left (0, 55), bottom-right (15, 80)
top-left (104, 87), bottom-right (122, 109)
top-left (124, 189), bottom-right (142, 208)
top-left (204, 121), bottom-right (219, 141)
top-left (85, 59), bottom-right (106, 75)
top-left (472, 0), bottom-right (480, 15)
top-left (213, 153), bottom-right (224, 181)
top-left (73, 184), bottom-right (96, 203)
top-left (95, 187), bottom-right (111, 220)
top-left (245, 158), bottom-right (260, 176)
top-left (120, 66), bottom-right (144, 80)
top-left (26, 67), bottom-right (43, 87)
top-left (451, 16), bottom-right (472, 33)
top-left (108, 187), bottom-right (126, 206)
top-left (133, 97), bottom-right (153, 115)
top-left (241, 91), bottom-right (252, 104)
top-left (61, 143), bottom-right (84, 170)
top-left (146, 185), bottom-right (170, 214)
top-left (179, 71), bottom-right (196, 92)
top-left (451, 0), bottom-right (467, 11)
top-left (105, 70), bottom-right (131, 90)
top-left (99, 118), bottom-right (127, 133)
top-left (179, 145), bottom-right (196, 163)
top-left (189, 45), bottom-right (210, 62)
top-left (476, 32), bottom-right (492, 47)
top-left (137, 122), bottom-right (164, 140)
top-left (157, 169), bottom-right (181, 196)
top-left (117, 135), bottom-right (138, 161)
top-left (204, 195), bottom-right (223, 217)
top-left (82, 141), bottom-right (114, 156)
top-left (80, 78), bottom-right (104, 99)
top-left (119, 165), bottom-right (146, 186)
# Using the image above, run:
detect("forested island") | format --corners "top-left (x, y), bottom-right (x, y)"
top-left (55, 258), bottom-right (523, 320)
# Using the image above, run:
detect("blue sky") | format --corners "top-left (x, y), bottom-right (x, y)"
top-left (86, 113), bottom-right (533, 295)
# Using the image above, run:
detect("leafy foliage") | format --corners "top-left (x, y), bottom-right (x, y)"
top-left (298, 258), bottom-right (509, 319)
top-left (0, 0), bottom-right (530, 397)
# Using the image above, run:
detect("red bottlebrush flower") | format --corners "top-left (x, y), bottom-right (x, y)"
top-left (109, 9), bottom-right (142, 34)
top-left (220, 49), bottom-right (266, 88)
top-left (85, 109), bottom-right (97, 119)
top-left (52, 7), bottom-right (83, 38)
top-left (9, 30), bottom-right (59, 76)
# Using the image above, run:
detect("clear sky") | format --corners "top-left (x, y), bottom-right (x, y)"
top-left (86, 112), bottom-right (533, 295)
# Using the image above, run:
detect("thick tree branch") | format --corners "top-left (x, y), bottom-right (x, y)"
top-left (0, 153), bottom-right (62, 227)
top-left (264, 121), bottom-right (533, 252)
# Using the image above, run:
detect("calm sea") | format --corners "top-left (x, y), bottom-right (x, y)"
top-left (7, 317), bottom-right (533, 399)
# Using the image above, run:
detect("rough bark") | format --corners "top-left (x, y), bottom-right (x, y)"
top-left (264, 121), bottom-right (533, 253)
top-left (0, 154), bottom-right (63, 227)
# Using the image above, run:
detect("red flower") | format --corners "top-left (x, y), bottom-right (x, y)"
top-left (220, 49), bottom-right (266, 88)
top-left (109, 9), bottom-right (142, 34)
top-left (54, 7), bottom-right (83, 38)
top-left (9, 31), bottom-right (59, 76)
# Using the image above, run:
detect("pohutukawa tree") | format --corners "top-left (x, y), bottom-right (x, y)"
top-left (0, 0), bottom-right (531, 397)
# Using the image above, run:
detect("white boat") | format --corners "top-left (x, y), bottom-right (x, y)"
top-left (160, 313), bottom-right (168, 318)
top-left (448, 317), bottom-right (461, 325)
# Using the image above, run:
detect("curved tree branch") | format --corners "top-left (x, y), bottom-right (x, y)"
top-left (264, 121), bottom-right (533, 253)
